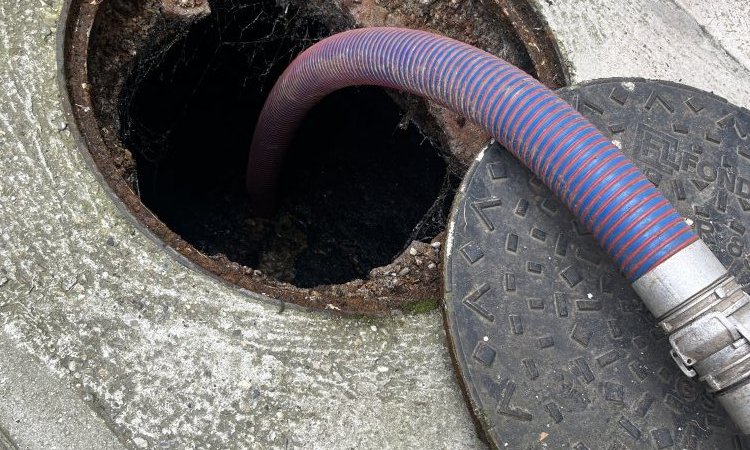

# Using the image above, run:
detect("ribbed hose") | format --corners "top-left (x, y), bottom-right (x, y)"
top-left (247, 27), bottom-right (698, 281)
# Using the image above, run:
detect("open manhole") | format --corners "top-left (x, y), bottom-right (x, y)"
top-left (59, 0), bottom-right (567, 313)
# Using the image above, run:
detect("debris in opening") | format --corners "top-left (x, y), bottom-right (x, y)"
top-left (119, 0), bottom-right (454, 287)
top-left (69, 0), bottom-right (565, 312)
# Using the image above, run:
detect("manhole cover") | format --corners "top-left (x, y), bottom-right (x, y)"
top-left (444, 79), bottom-right (750, 448)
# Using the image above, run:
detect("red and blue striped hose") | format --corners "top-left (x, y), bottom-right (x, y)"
top-left (246, 27), bottom-right (698, 281)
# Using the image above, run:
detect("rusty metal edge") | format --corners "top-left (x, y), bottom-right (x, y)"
top-left (494, 0), bottom-right (571, 88)
top-left (55, 0), bottom-right (570, 316)
top-left (53, 0), bottom-right (314, 317)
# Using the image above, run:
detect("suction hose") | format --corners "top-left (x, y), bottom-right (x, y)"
top-left (247, 27), bottom-right (750, 432)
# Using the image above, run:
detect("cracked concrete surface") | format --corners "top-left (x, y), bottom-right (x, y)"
top-left (0, 0), bottom-right (748, 448)
top-left (0, 332), bottom-right (124, 450)
top-left (675, 0), bottom-right (750, 71)
top-left (536, 0), bottom-right (750, 106)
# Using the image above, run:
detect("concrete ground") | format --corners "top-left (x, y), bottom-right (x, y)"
top-left (0, 0), bottom-right (748, 448)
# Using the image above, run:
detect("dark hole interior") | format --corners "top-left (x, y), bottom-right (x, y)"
top-left (122, 0), bottom-right (456, 287)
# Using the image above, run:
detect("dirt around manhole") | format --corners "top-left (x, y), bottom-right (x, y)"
top-left (60, 0), bottom-right (567, 314)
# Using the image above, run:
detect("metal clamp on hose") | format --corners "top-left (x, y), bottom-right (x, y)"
top-left (634, 240), bottom-right (750, 433)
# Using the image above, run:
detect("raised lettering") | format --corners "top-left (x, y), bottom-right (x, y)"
top-left (717, 167), bottom-right (736, 190)
top-left (697, 161), bottom-right (717, 182)
top-left (695, 218), bottom-right (715, 244)
top-left (681, 152), bottom-right (699, 173)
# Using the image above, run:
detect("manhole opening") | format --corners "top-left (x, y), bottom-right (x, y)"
top-left (68, 0), bottom-right (567, 312)
top-left (120, 2), bottom-right (454, 287)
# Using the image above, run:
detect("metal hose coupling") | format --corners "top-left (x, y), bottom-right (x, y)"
top-left (634, 240), bottom-right (750, 433)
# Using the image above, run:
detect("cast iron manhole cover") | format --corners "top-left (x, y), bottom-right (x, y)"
top-left (444, 79), bottom-right (750, 449)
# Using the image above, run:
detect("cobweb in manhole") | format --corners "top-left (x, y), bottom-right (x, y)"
top-left (118, 0), bottom-right (458, 287)
top-left (121, 0), bottom-right (325, 161)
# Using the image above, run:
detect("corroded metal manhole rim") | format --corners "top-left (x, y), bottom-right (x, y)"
top-left (56, 0), bottom-right (568, 315)
top-left (54, 0), bottom-right (295, 312)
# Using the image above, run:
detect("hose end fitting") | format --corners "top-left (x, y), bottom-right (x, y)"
top-left (634, 240), bottom-right (750, 433)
